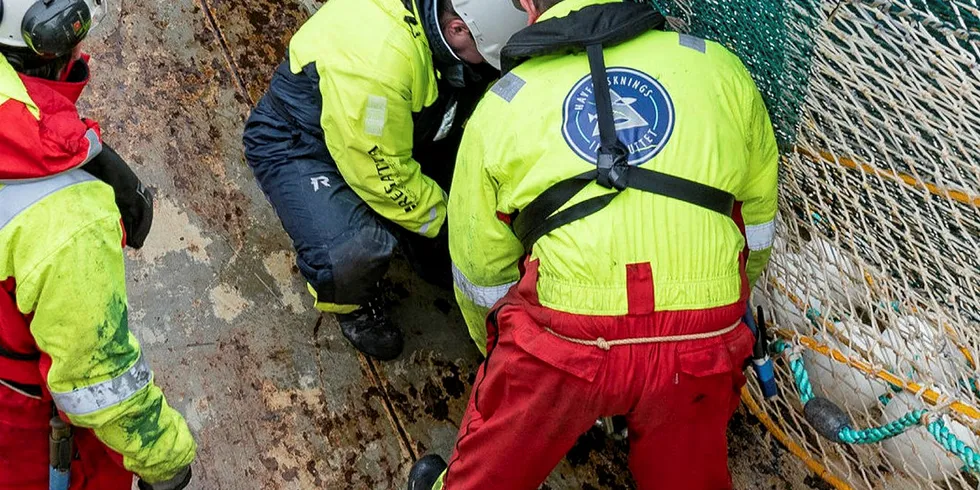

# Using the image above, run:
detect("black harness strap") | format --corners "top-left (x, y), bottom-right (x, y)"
top-left (511, 170), bottom-right (595, 240)
top-left (625, 168), bottom-right (736, 216)
top-left (511, 43), bottom-right (736, 253)
top-left (588, 44), bottom-right (631, 191)
top-left (518, 186), bottom-right (618, 252)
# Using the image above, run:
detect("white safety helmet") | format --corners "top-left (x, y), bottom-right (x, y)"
top-left (451, 0), bottom-right (527, 70)
top-left (0, 0), bottom-right (107, 56)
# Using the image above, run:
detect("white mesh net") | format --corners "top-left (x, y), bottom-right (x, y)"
top-left (653, 0), bottom-right (980, 488)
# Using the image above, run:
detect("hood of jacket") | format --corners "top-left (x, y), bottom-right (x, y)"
top-left (0, 54), bottom-right (99, 182)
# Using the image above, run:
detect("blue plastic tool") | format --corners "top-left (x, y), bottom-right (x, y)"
top-left (49, 415), bottom-right (71, 490)
top-left (744, 303), bottom-right (777, 399)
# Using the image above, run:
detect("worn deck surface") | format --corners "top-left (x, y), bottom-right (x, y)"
top-left (80, 1), bottom-right (817, 489)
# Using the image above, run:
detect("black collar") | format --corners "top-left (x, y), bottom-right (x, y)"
top-left (500, 2), bottom-right (665, 74)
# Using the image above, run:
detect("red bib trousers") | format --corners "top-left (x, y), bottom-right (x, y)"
top-left (442, 261), bottom-right (753, 490)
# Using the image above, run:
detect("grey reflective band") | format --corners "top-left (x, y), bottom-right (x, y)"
top-left (419, 206), bottom-right (440, 235)
top-left (0, 170), bottom-right (97, 230)
top-left (452, 264), bottom-right (516, 308)
top-left (52, 355), bottom-right (153, 416)
top-left (82, 128), bottom-right (103, 165)
top-left (491, 72), bottom-right (526, 103)
top-left (745, 219), bottom-right (776, 251)
top-left (679, 34), bottom-right (707, 53)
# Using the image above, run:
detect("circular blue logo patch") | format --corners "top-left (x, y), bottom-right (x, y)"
top-left (562, 67), bottom-right (675, 166)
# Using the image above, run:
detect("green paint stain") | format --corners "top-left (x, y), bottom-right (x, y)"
top-left (91, 294), bottom-right (138, 373)
top-left (120, 395), bottom-right (166, 448)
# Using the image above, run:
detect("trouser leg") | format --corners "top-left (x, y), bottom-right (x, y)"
top-left (439, 307), bottom-right (602, 490)
top-left (248, 155), bottom-right (397, 311)
top-left (0, 385), bottom-right (48, 490)
top-left (627, 324), bottom-right (754, 490)
top-left (0, 387), bottom-right (133, 490)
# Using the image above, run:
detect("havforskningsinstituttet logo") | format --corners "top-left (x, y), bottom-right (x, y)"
top-left (562, 67), bottom-right (675, 166)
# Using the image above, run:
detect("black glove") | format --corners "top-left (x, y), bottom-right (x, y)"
top-left (402, 224), bottom-right (452, 290)
top-left (81, 143), bottom-right (154, 249)
top-left (137, 466), bottom-right (192, 490)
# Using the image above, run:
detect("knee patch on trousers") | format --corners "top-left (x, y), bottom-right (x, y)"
top-left (298, 225), bottom-right (397, 307)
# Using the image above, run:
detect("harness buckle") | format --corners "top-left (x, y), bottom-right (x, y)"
top-left (596, 143), bottom-right (630, 191)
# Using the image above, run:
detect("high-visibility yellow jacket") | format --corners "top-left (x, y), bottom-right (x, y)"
top-left (281, 0), bottom-right (450, 237)
top-left (449, 0), bottom-right (780, 352)
top-left (0, 55), bottom-right (196, 483)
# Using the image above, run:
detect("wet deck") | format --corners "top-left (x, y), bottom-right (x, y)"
top-left (81, 1), bottom-right (816, 488)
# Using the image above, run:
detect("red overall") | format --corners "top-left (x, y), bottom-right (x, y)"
top-left (0, 55), bottom-right (134, 490)
top-left (0, 282), bottom-right (133, 490)
top-left (442, 260), bottom-right (754, 490)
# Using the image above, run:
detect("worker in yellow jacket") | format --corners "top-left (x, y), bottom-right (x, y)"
top-left (0, 1), bottom-right (196, 489)
top-left (243, 0), bottom-right (526, 360)
top-left (407, 0), bottom-right (779, 488)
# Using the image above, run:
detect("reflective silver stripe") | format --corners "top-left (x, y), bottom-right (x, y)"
top-left (745, 219), bottom-right (776, 251)
top-left (432, 101), bottom-right (457, 142)
top-left (51, 355), bottom-right (152, 416)
top-left (491, 72), bottom-right (526, 103)
top-left (82, 128), bottom-right (103, 165)
top-left (679, 34), bottom-right (707, 53)
top-left (0, 170), bottom-right (96, 229)
top-left (452, 264), bottom-right (516, 308)
top-left (419, 206), bottom-right (440, 235)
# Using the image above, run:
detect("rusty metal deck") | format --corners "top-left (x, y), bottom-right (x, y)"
top-left (79, 1), bottom-right (816, 488)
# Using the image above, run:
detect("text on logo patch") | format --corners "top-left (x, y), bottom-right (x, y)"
top-left (562, 67), bottom-right (675, 166)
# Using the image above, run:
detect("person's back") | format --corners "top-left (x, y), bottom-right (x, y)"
top-left (490, 30), bottom-right (774, 308)
top-left (450, 0), bottom-right (778, 347)
top-left (0, 2), bottom-right (195, 488)
top-left (247, 0), bottom-right (443, 165)
top-left (416, 0), bottom-right (780, 488)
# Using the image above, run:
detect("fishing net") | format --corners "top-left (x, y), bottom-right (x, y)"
top-left (645, 0), bottom-right (980, 488)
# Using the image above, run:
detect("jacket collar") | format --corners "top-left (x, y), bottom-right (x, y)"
top-left (500, 0), bottom-right (665, 74)
top-left (33, 55), bottom-right (91, 104)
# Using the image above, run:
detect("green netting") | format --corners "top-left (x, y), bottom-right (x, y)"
top-left (646, 0), bottom-right (823, 150)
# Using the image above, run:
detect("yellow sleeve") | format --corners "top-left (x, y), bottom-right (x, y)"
top-left (315, 57), bottom-right (447, 238)
top-left (21, 214), bottom-right (196, 483)
top-left (737, 79), bottom-right (780, 288)
top-left (448, 114), bottom-right (524, 354)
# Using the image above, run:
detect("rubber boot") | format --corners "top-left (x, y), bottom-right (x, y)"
top-left (407, 454), bottom-right (447, 490)
top-left (336, 298), bottom-right (404, 361)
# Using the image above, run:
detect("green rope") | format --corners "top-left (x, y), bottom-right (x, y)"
top-left (772, 339), bottom-right (980, 472)
top-left (929, 419), bottom-right (980, 472)
top-left (838, 410), bottom-right (926, 444)
top-left (792, 353), bottom-right (815, 405)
